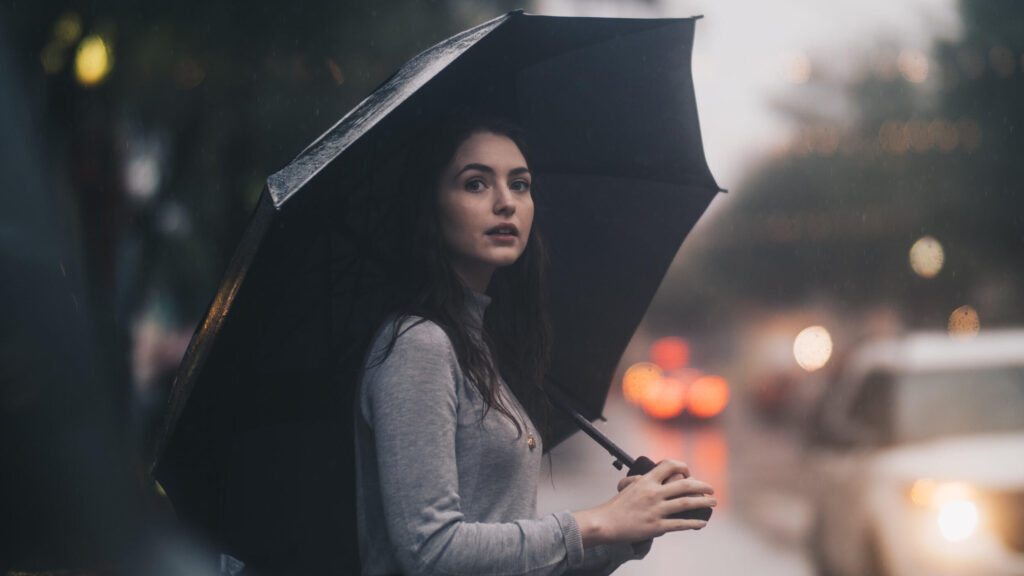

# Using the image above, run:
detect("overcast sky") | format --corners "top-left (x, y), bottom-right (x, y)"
top-left (535, 0), bottom-right (960, 191)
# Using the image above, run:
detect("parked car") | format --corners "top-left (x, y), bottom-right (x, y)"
top-left (805, 329), bottom-right (1024, 576)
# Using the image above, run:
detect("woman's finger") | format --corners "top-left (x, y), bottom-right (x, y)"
top-left (664, 472), bottom-right (687, 484)
top-left (664, 495), bottom-right (718, 516)
top-left (648, 459), bottom-right (691, 483)
top-left (662, 518), bottom-right (709, 532)
top-left (661, 477), bottom-right (714, 498)
top-left (617, 475), bottom-right (641, 492)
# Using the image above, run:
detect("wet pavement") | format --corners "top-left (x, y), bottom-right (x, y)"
top-left (537, 394), bottom-right (814, 575)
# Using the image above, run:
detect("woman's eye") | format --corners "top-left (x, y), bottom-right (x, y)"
top-left (511, 180), bottom-right (531, 192)
top-left (464, 179), bottom-right (486, 192)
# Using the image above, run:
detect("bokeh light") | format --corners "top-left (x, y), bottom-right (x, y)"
top-left (898, 49), bottom-right (929, 83)
top-left (930, 119), bottom-right (959, 152)
top-left (948, 305), bottom-right (980, 339)
top-left (54, 12), bottom-right (83, 45)
top-left (793, 325), bottom-right (833, 372)
top-left (908, 235), bottom-right (944, 278)
top-left (640, 376), bottom-right (687, 420)
top-left (956, 118), bottom-right (983, 151)
top-left (938, 501), bottom-right (978, 542)
top-left (989, 46), bottom-right (1015, 78)
top-left (75, 34), bottom-right (112, 86)
top-left (623, 362), bottom-right (662, 405)
top-left (908, 478), bottom-right (938, 507)
top-left (174, 57), bottom-right (205, 89)
top-left (650, 337), bottom-right (690, 371)
top-left (879, 121), bottom-right (910, 154)
top-left (40, 12), bottom-right (83, 74)
top-left (687, 375), bottom-right (730, 419)
top-left (958, 48), bottom-right (985, 79)
top-left (781, 51), bottom-right (811, 84)
top-left (907, 120), bottom-right (932, 152)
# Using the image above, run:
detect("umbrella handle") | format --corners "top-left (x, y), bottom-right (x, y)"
top-left (627, 456), bottom-right (713, 522)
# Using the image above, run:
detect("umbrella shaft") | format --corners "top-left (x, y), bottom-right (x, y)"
top-left (552, 393), bottom-right (636, 468)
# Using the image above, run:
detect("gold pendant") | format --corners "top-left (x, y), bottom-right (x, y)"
top-left (527, 433), bottom-right (536, 450)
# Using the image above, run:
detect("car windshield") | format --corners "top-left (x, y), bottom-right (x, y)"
top-left (895, 365), bottom-right (1024, 444)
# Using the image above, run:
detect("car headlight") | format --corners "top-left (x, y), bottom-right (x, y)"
top-left (907, 480), bottom-right (980, 543)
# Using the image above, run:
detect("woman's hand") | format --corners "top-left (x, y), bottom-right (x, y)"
top-left (573, 459), bottom-right (716, 548)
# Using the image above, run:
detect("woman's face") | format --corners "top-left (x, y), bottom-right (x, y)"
top-left (437, 130), bottom-right (534, 292)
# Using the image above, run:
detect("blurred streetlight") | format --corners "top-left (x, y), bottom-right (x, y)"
top-left (909, 235), bottom-right (944, 278)
top-left (75, 34), bottom-right (113, 87)
top-left (793, 325), bottom-right (832, 372)
top-left (897, 48), bottom-right (929, 83)
top-left (948, 305), bottom-right (980, 339)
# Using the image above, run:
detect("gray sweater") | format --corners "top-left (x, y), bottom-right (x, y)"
top-left (354, 291), bottom-right (647, 575)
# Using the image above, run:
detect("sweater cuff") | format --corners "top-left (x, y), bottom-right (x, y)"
top-left (554, 510), bottom-right (585, 568)
top-left (631, 538), bottom-right (653, 558)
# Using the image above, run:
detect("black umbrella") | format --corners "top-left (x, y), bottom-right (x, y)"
top-left (153, 10), bottom-right (721, 574)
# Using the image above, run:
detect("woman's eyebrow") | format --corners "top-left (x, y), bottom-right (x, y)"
top-left (455, 163), bottom-right (494, 177)
top-left (455, 164), bottom-right (531, 178)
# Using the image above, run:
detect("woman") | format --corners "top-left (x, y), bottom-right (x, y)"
top-left (353, 117), bottom-right (716, 576)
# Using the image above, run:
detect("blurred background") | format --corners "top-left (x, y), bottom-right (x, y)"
top-left (2, 0), bottom-right (1022, 574)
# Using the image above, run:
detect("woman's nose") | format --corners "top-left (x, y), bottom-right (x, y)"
top-left (493, 185), bottom-right (516, 215)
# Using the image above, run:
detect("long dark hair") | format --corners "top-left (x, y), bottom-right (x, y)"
top-left (377, 115), bottom-right (552, 441)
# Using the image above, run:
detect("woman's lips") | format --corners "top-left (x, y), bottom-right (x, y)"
top-left (486, 224), bottom-right (519, 236)
top-left (485, 224), bottom-right (519, 243)
top-left (487, 233), bottom-right (517, 244)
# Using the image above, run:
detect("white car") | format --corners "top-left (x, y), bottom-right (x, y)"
top-left (806, 329), bottom-right (1024, 576)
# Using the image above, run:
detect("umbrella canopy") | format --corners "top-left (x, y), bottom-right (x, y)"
top-left (154, 10), bottom-right (721, 574)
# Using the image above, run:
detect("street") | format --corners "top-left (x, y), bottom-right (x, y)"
top-left (538, 394), bottom-right (814, 575)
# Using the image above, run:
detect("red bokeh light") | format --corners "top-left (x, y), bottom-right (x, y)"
top-left (650, 337), bottom-right (690, 371)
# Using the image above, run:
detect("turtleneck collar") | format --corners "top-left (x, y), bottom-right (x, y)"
top-left (463, 288), bottom-right (492, 334)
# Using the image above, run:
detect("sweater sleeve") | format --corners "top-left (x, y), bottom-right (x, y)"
top-left (568, 540), bottom-right (652, 575)
top-left (362, 320), bottom-right (585, 576)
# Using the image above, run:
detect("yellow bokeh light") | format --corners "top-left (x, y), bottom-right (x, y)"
top-left (948, 305), bottom-right (980, 339)
top-left (908, 235), bottom-right (944, 278)
top-left (75, 35), bottom-right (112, 87)
top-left (908, 478), bottom-right (938, 507)
top-left (623, 362), bottom-right (662, 405)
top-left (40, 42), bottom-right (66, 74)
top-left (793, 325), bottom-right (832, 372)
top-left (54, 12), bottom-right (83, 46)
top-left (898, 49), bottom-right (929, 83)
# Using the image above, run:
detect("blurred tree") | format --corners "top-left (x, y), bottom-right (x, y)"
top-left (652, 0), bottom-right (1024, 336)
